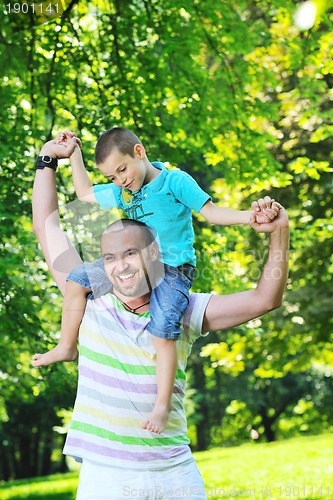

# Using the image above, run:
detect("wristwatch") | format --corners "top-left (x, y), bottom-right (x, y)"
top-left (35, 155), bottom-right (58, 170)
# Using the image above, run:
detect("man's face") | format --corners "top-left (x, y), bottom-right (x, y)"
top-left (101, 225), bottom-right (158, 299)
top-left (97, 145), bottom-right (147, 192)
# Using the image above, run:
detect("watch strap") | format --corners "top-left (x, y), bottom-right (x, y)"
top-left (35, 156), bottom-right (58, 170)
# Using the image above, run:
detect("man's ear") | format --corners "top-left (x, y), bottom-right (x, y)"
top-left (134, 144), bottom-right (145, 159)
top-left (148, 242), bottom-right (159, 262)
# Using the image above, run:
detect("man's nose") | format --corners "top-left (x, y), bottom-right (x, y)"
top-left (115, 257), bottom-right (129, 272)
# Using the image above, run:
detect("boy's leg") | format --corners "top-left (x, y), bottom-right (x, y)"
top-left (142, 337), bottom-right (177, 434)
top-left (32, 281), bottom-right (88, 366)
top-left (142, 265), bottom-right (194, 433)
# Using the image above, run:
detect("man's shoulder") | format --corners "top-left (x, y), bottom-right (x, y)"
top-left (183, 292), bottom-right (212, 340)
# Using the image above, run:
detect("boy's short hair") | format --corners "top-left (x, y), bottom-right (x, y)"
top-left (95, 127), bottom-right (143, 164)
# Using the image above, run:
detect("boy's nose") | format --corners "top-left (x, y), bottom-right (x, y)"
top-left (119, 174), bottom-right (127, 186)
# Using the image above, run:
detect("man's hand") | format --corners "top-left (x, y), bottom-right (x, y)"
top-left (250, 204), bottom-right (288, 233)
top-left (39, 132), bottom-right (81, 159)
top-left (251, 196), bottom-right (282, 224)
top-left (55, 130), bottom-right (82, 148)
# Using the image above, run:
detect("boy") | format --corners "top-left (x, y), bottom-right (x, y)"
top-left (32, 128), bottom-right (280, 433)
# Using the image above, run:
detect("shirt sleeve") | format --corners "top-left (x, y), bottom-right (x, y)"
top-left (182, 293), bottom-right (212, 343)
top-left (169, 171), bottom-right (211, 213)
top-left (93, 183), bottom-right (120, 210)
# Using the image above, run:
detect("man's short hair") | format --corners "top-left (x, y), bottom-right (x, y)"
top-left (101, 219), bottom-right (156, 250)
top-left (95, 127), bottom-right (143, 165)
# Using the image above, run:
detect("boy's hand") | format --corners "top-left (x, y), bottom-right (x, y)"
top-left (250, 205), bottom-right (288, 234)
top-left (39, 131), bottom-right (81, 160)
top-left (251, 196), bottom-right (282, 224)
top-left (55, 130), bottom-right (82, 150)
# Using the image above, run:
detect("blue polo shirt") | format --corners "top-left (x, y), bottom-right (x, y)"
top-left (93, 162), bottom-right (210, 267)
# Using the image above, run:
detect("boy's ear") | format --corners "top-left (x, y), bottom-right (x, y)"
top-left (134, 144), bottom-right (145, 159)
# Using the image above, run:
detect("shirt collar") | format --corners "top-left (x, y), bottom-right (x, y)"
top-left (132, 161), bottom-right (166, 194)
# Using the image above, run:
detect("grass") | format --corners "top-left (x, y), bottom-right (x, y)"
top-left (1, 434), bottom-right (332, 499)
top-left (195, 434), bottom-right (333, 499)
top-left (0, 473), bottom-right (78, 500)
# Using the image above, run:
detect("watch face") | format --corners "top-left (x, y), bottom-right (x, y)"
top-left (36, 156), bottom-right (57, 170)
top-left (42, 156), bottom-right (52, 163)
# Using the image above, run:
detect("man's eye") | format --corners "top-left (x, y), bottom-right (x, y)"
top-left (104, 256), bottom-right (114, 262)
top-left (126, 250), bottom-right (138, 257)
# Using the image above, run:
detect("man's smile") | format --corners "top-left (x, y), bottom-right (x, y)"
top-left (118, 272), bottom-right (135, 279)
top-left (116, 272), bottom-right (137, 285)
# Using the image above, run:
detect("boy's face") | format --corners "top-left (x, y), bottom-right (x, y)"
top-left (97, 144), bottom-right (147, 192)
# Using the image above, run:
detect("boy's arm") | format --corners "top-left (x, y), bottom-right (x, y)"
top-left (202, 208), bottom-right (289, 333)
top-left (200, 196), bottom-right (279, 225)
top-left (200, 200), bottom-right (251, 225)
top-left (70, 147), bottom-right (97, 203)
top-left (57, 130), bottom-right (96, 203)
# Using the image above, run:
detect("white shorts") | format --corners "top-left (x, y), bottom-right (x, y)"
top-left (76, 456), bottom-right (207, 500)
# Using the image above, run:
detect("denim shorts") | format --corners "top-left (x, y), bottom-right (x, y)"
top-left (147, 264), bottom-right (194, 340)
top-left (66, 257), bottom-right (112, 300)
top-left (67, 260), bottom-right (194, 340)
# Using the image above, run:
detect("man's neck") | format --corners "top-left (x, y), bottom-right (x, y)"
top-left (113, 291), bottom-right (151, 314)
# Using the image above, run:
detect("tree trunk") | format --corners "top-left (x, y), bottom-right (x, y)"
top-left (41, 432), bottom-right (53, 476)
top-left (259, 408), bottom-right (276, 442)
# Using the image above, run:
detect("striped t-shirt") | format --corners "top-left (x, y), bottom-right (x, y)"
top-left (63, 292), bottom-right (211, 470)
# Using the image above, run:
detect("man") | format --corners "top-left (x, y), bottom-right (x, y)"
top-left (32, 136), bottom-right (289, 499)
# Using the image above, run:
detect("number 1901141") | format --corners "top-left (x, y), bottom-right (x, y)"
top-left (5, 3), bottom-right (60, 15)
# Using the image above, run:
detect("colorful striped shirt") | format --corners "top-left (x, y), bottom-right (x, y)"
top-left (63, 292), bottom-right (211, 469)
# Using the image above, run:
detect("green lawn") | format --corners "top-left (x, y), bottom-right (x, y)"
top-left (1, 434), bottom-right (332, 499)
top-left (195, 433), bottom-right (333, 499)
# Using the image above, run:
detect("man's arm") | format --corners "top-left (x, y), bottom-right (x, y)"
top-left (32, 138), bottom-right (83, 295)
top-left (202, 208), bottom-right (289, 333)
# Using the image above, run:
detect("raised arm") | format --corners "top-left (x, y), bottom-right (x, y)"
top-left (32, 138), bottom-right (83, 295)
top-left (202, 207), bottom-right (289, 333)
top-left (70, 147), bottom-right (96, 203)
top-left (57, 130), bottom-right (96, 203)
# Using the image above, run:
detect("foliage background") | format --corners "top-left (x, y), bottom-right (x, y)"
top-left (0, 0), bottom-right (332, 480)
